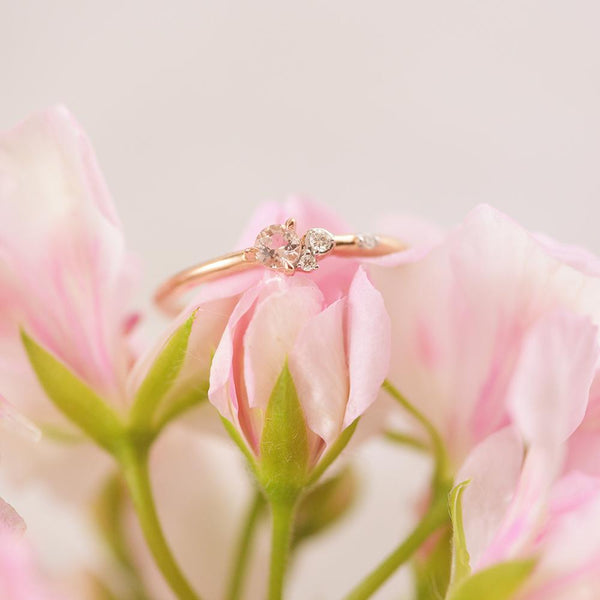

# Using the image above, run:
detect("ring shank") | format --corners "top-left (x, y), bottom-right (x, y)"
top-left (155, 234), bottom-right (406, 315)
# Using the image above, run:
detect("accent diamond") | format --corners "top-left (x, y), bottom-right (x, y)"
top-left (305, 228), bottom-right (335, 255)
top-left (254, 224), bottom-right (302, 272)
top-left (357, 233), bottom-right (378, 249)
top-left (297, 251), bottom-right (319, 272)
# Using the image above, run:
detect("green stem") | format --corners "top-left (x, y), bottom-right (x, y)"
top-left (119, 443), bottom-right (201, 600)
top-left (344, 496), bottom-right (448, 600)
top-left (226, 491), bottom-right (265, 600)
top-left (383, 380), bottom-right (450, 491)
top-left (268, 499), bottom-right (297, 600)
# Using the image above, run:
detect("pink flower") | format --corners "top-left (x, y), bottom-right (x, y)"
top-left (370, 205), bottom-right (600, 465)
top-left (455, 310), bottom-right (600, 598)
top-left (209, 246), bottom-right (391, 467)
top-left (0, 106), bottom-right (137, 415)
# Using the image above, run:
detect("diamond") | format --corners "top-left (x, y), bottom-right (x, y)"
top-left (357, 233), bottom-right (378, 249)
top-left (254, 224), bottom-right (302, 272)
top-left (297, 251), bottom-right (319, 272)
top-left (305, 228), bottom-right (335, 255)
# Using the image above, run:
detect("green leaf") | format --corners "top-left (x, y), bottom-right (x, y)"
top-left (449, 480), bottom-right (471, 587)
top-left (446, 560), bottom-right (535, 600)
top-left (129, 311), bottom-right (196, 429)
top-left (294, 466), bottom-right (357, 546)
top-left (21, 330), bottom-right (124, 452)
top-left (306, 418), bottom-right (359, 486)
top-left (258, 363), bottom-right (309, 502)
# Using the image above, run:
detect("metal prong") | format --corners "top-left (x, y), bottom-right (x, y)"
top-left (281, 261), bottom-right (296, 276)
top-left (243, 247), bottom-right (257, 262)
top-left (284, 217), bottom-right (297, 231)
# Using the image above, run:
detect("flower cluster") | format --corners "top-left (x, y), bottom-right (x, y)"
top-left (1, 107), bottom-right (599, 600)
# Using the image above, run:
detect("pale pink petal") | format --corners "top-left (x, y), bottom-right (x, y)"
top-left (0, 395), bottom-right (40, 442)
top-left (243, 278), bottom-right (323, 412)
top-left (457, 427), bottom-right (524, 568)
top-left (0, 106), bottom-right (136, 407)
top-left (289, 300), bottom-right (348, 445)
top-left (480, 444), bottom-right (562, 568)
top-left (343, 267), bottom-right (391, 427)
top-left (208, 285), bottom-right (261, 422)
top-left (507, 312), bottom-right (599, 447)
top-left (0, 498), bottom-right (25, 535)
top-left (370, 204), bottom-right (600, 462)
top-left (0, 533), bottom-right (61, 599)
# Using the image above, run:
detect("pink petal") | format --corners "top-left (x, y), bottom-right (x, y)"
top-left (507, 311), bottom-right (600, 447)
top-left (243, 278), bottom-right (323, 413)
top-left (209, 285), bottom-right (261, 422)
top-left (0, 106), bottom-right (136, 406)
top-left (289, 300), bottom-right (348, 445)
top-left (0, 498), bottom-right (25, 536)
top-left (343, 267), bottom-right (391, 427)
top-left (370, 204), bottom-right (600, 462)
top-left (457, 427), bottom-right (524, 568)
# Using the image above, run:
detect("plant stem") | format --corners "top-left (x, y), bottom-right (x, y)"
top-left (119, 443), bottom-right (202, 600)
top-left (268, 499), bottom-right (297, 600)
top-left (344, 496), bottom-right (448, 600)
top-left (383, 380), bottom-right (450, 491)
top-left (226, 491), bottom-right (265, 600)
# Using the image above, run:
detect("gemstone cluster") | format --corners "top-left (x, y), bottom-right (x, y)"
top-left (250, 219), bottom-right (335, 274)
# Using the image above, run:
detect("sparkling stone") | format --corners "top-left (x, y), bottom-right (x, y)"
top-left (357, 233), bottom-right (378, 250)
top-left (254, 224), bottom-right (301, 271)
top-left (305, 228), bottom-right (335, 255)
top-left (297, 251), bottom-right (319, 272)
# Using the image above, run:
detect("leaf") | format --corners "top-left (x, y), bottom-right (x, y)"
top-left (129, 311), bottom-right (196, 429)
top-left (258, 363), bottom-right (309, 502)
top-left (21, 331), bottom-right (124, 452)
top-left (449, 480), bottom-right (471, 587)
top-left (294, 466), bottom-right (357, 546)
top-left (446, 560), bottom-right (535, 600)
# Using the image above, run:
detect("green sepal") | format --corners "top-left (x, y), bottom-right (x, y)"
top-left (294, 466), bottom-right (357, 547)
top-left (446, 560), bottom-right (535, 600)
top-left (21, 330), bottom-right (124, 453)
top-left (258, 363), bottom-right (309, 503)
top-left (129, 311), bottom-right (197, 430)
top-left (306, 418), bottom-right (359, 487)
top-left (221, 416), bottom-right (259, 478)
top-left (449, 480), bottom-right (471, 587)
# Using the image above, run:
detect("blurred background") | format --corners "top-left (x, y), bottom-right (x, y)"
top-left (1, 2), bottom-right (599, 598)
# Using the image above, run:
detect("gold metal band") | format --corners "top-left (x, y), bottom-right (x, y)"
top-left (154, 224), bottom-right (406, 316)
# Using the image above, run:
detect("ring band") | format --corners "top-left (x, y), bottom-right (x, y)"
top-left (154, 217), bottom-right (407, 315)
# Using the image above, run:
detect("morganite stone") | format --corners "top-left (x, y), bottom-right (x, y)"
top-left (254, 224), bottom-right (302, 270)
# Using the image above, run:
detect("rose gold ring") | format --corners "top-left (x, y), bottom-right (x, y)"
top-left (154, 218), bottom-right (407, 315)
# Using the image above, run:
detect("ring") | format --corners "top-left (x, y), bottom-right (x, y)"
top-left (155, 217), bottom-right (407, 315)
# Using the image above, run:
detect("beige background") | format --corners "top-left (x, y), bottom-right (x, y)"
top-left (1, 2), bottom-right (599, 599)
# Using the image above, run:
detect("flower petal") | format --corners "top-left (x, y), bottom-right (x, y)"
top-left (457, 427), bottom-right (524, 569)
top-left (343, 267), bottom-right (391, 428)
top-left (507, 311), bottom-right (600, 447)
top-left (0, 106), bottom-right (136, 406)
top-left (243, 279), bottom-right (323, 413)
top-left (289, 300), bottom-right (348, 445)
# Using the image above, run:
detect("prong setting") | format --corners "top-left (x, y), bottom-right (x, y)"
top-left (251, 219), bottom-right (335, 275)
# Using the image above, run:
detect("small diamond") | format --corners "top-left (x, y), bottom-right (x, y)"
top-left (357, 233), bottom-right (378, 249)
top-left (254, 224), bottom-right (302, 271)
top-left (305, 228), bottom-right (335, 255)
top-left (297, 251), bottom-right (319, 272)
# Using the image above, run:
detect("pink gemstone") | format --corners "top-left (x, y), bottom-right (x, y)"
top-left (254, 224), bottom-right (302, 271)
